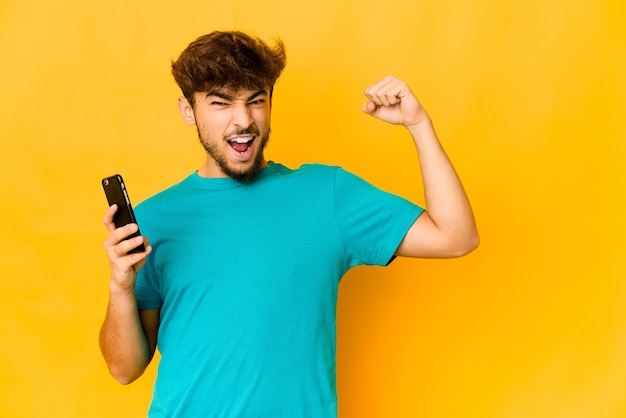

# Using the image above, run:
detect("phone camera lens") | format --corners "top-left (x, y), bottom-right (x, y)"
top-left (103, 179), bottom-right (109, 186)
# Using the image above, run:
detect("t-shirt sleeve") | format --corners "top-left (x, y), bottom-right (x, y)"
top-left (333, 167), bottom-right (424, 268)
top-left (134, 205), bottom-right (163, 310)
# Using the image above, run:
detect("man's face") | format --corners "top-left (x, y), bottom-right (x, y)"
top-left (190, 87), bottom-right (271, 182)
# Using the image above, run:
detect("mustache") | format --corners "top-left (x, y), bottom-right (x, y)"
top-left (224, 126), bottom-right (260, 140)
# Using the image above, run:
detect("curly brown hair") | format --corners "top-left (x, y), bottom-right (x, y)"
top-left (171, 31), bottom-right (286, 106)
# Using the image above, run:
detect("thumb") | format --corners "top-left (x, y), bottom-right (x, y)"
top-left (362, 101), bottom-right (378, 116)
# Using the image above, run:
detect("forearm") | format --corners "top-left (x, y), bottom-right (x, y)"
top-left (362, 76), bottom-right (478, 257)
top-left (407, 118), bottom-right (478, 250)
top-left (99, 285), bottom-right (151, 384)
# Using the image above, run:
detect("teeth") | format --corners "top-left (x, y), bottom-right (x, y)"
top-left (229, 137), bottom-right (253, 144)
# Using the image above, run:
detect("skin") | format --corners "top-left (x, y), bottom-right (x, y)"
top-left (361, 76), bottom-right (479, 258)
top-left (100, 76), bottom-right (479, 384)
top-left (178, 87), bottom-right (272, 182)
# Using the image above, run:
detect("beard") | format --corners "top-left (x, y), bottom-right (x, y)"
top-left (197, 126), bottom-right (270, 183)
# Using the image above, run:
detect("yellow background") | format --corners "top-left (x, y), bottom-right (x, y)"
top-left (1, 0), bottom-right (625, 416)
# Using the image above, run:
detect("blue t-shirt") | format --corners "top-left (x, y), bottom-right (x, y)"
top-left (134, 162), bottom-right (424, 417)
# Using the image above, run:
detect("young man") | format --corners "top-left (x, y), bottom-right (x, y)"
top-left (100, 30), bottom-right (478, 417)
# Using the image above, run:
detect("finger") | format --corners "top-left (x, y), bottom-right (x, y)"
top-left (106, 236), bottom-right (150, 263)
top-left (364, 75), bottom-right (394, 93)
top-left (102, 204), bottom-right (118, 233)
top-left (114, 234), bottom-right (147, 256)
top-left (384, 93), bottom-right (401, 106)
top-left (361, 101), bottom-right (377, 115)
top-left (104, 223), bottom-right (140, 249)
top-left (105, 236), bottom-right (148, 269)
top-left (365, 91), bottom-right (391, 107)
top-left (375, 82), bottom-right (402, 106)
top-left (364, 76), bottom-right (395, 96)
top-left (364, 83), bottom-right (383, 104)
top-left (365, 82), bottom-right (400, 107)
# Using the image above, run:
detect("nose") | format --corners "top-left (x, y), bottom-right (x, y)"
top-left (232, 102), bottom-right (253, 128)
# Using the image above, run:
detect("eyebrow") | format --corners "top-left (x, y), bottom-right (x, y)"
top-left (205, 89), bottom-right (267, 101)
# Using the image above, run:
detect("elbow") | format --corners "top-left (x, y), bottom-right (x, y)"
top-left (450, 231), bottom-right (480, 258)
top-left (464, 236), bottom-right (480, 256)
top-left (434, 226), bottom-right (479, 258)
top-left (113, 373), bottom-right (138, 386)
top-left (102, 354), bottom-right (147, 385)
top-left (108, 365), bottom-right (143, 385)
top-left (99, 335), bottom-right (152, 385)
top-left (115, 377), bottom-right (135, 386)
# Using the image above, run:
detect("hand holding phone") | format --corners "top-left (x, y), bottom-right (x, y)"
top-left (102, 174), bottom-right (145, 254)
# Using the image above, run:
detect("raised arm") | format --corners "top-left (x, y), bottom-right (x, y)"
top-left (362, 76), bottom-right (479, 258)
top-left (99, 204), bottom-right (157, 384)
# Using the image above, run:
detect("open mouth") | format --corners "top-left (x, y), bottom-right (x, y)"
top-left (228, 136), bottom-right (255, 155)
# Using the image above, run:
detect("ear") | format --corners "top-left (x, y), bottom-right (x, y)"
top-left (177, 97), bottom-right (196, 126)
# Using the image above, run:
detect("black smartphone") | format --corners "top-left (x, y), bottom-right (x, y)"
top-left (102, 174), bottom-right (145, 253)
